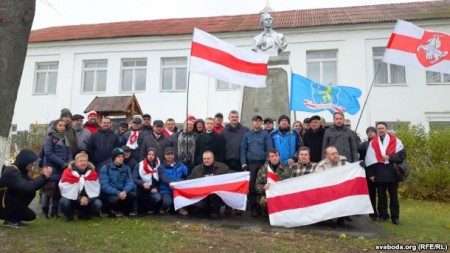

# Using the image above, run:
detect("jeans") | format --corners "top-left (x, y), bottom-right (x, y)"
top-left (136, 188), bottom-right (162, 213)
top-left (59, 197), bottom-right (102, 219)
top-left (102, 191), bottom-right (137, 214)
top-left (161, 193), bottom-right (173, 210)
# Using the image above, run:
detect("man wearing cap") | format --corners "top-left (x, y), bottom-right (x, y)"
top-left (123, 116), bottom-right (144, 162)
top-left (322, 112), bottom-right (359, 163)
top-left (141, 114), bottom-right (153, 135)
top-left (263, 118), bottom-right (274, 134)
top-left (122, 146), bottom-right (138, 173)
top-left (163, 118), bottom-right (177, 137)
top-left (240, 115), bottom-right (273, 217)
top-left (115, 121), bottom-right (129, 147)
top-left (88, 117), bottom-right (120, 168)
top-left (171, 119), bottom-right (196, 173)
top-left (221, 110), bottom-right (249, 172)
top-left (270, 114), bottom-right (304, 166)
top-left (72, 114), bottom-right (91, 154)
top-left (194, 117), bottom-right (225, 166)
top-left (84, 111), bottom-right (100, 134)
top-left (60, 108), bottom-right (78, 154)
top-left (303, 118), bottom-right (311, 131)
top-left (0, 149), bottom-right (52, 228)
top-left (139, 120), bottom-right (172, 162)
top-left (303, 115), bottom-right (325, 163)
top-left (99, 148), bottom-right (137, 217)
top-left (358, 126), bottom-right (378, 221)
top-left (157, 147), bottom-right (189, 215)
top-left (213, 113), bottom-right (224, 134)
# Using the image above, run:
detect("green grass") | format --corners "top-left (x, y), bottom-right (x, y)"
top-left (0, 200), bottom-right (448, 253)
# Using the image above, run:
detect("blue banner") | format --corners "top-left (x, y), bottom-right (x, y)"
top-left (289, 73), bottom-right (362, 115)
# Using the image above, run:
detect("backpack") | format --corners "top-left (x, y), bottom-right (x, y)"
top-left (394, 160), bottom-right (411, 182)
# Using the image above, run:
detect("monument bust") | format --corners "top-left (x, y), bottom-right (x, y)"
top-left (251, 12), bottom-right (287, 54)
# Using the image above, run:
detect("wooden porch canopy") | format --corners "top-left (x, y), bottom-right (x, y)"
top-left (84, 95), bottom-right (143, 121)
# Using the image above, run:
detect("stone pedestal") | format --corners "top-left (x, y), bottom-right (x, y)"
top-left (241, 52), bottom-right (290, 127)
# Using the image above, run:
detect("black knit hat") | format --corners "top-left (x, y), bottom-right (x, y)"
top-left (111, 148), bottom-right (124, 161)
top-left (278, 114), bottom-right (290, 125)
top-left (60, 108), bottom-right (72, 118)
top-left (14, 149), bottom-right (39, 169)
top-left (366, 126), bottom-right (377, 134)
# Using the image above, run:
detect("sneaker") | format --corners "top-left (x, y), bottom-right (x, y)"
top-left (111, 210), bottom-right (124, 217)
top-left (178, 208), bottom-right (189, 216)
top-left (99, 210), bottom-right (109, 218)
top-left (3, 220), bottom-right (27, 228)
top-left (129, 211), bottom-right (138, 217)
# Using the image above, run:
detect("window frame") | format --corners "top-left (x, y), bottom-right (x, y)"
top-left (215, 80), bottom-right (240, 91)
top-left (426, 71), bottom-right (450, 85)
top-left (306, 50), bottom-right (338, 85)
top-left (160, 57), bottom-right (188, 92)
top-left (373, 48), bottom-right (406, 86)
top-left (81, 59), bottom-right (108, 93)
top-left (120, 58), bottom-right (147, 93)
top-left (429, 121), bottom-right (450, 130)
top-left (33, 62), bottom-right (59, 95)
top-left (377, 121), bottom-right (410, 132)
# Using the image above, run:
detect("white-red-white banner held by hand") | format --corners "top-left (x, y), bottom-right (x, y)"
top-left (383, 20), bottom-right (450, 74)
top-left (190, 28), bottom-right (269, 88)
top-left (266, 162), bottom-right (373, 228)
top-left (171, 171), bottom-right (250, 211)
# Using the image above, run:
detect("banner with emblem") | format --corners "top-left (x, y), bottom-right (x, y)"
top-left (289, 73), bottom-right (362, 115)
top-left (383, 20), bottom-right (450, 74)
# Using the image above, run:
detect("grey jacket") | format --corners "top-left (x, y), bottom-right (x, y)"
top-left (322, 125), bottom-right (359, 162)
top-left (74, 126), bottom-right (91, 152)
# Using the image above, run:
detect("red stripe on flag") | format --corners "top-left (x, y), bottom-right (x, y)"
top-left (267, 177), bottom-right (368, 214)
top-left (60, 170), bottom-right (80, 184)
top-left (191, 42), bottom-right (267, 76)
top-left (173, 180), bottom-right (249, 199)
top-left (386, 33), bottom-right (419, 53)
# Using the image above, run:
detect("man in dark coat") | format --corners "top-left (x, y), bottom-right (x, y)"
top-left (139, 120), bottom-right (172, 161)
top-left (302, 115), bottom-right (325, 163)
top-left (88, 117), bottom-right (120, 168)
top-left (221, 110), bottom-right (249, 172)
top-left (0, 149), bottom-right (52, 228)
top-left (194, 117), bottom-right (225, 166)
top-left (322, 112), bottom-right (359, 162)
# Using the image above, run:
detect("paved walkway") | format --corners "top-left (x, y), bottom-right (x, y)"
top-left (30, 198), bottom-right (387, 239)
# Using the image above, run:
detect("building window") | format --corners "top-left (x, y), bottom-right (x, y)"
top-left (161, 57), bottom-right (187, 91)
top-left (306, 50), bottom-right (337, 85)
top-left (121, 59), bottom-right (147, 92)
top-left (34, 62), bottom-right (58, 94)
top-left (82, 60), bottom-right (107, 92)
top-left (373, 48), bottom-right (406, 85)
top-left (426, 71), bottom-right (450, 84)
top-left (378, 121), bottom-right (410, 132)
top-left (10, 124), bottom-right (17, 134)
top-left (429, 121), bottom-right (450, 130)
top-left (216, 80), bottom-right (240, 91)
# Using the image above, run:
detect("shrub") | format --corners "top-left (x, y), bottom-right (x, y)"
top-left (396, 125), bottom-right (450, 201)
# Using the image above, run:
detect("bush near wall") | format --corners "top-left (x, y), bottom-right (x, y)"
top-left (395, 125), bottom-right (450, 202)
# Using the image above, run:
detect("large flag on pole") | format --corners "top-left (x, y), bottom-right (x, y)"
top-left (190, 28), bottom-right (270, 88)
top-left (171, 172), bottom-right (250, 211)
top-left (266, 162), bottom-right (373, 228)
top-left (290, 73), bottom-right (362, 115)
top-left (383, 20), bottom-right (450, 74)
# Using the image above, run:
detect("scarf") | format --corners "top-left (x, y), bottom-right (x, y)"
top-left (365, 132), bottom-right (404, 167)
top-left (127, 130), bottom-right (140, 149)
top-left (50, 131), bottom-right (70, 148)
top-left (177, 132), bottom-right (196, 162)
top-left (139, 157), bottom-right (160, 185)
top-left (59, 167), bottom-right (100, 200)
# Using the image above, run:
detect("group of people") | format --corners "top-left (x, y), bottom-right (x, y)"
top-left (0, 108), bottom-right (406, 228)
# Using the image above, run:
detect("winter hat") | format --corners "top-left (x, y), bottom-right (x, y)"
top-left (14, 149), bottom-right (39, 169)
top-left (60, 108), bottom-right (72, 118)
top-left (366, 126), bottom-right (377, 134)
top-left (119, 121), bottom-right (129, 128)
top-left (111, 148), bottom-right (124, 161)
top-left (87, 111), bottom-right (97, 118)
top-left (278, 114), bottom-right (290, 125)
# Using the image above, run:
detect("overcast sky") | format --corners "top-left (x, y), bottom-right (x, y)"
top-left (33, 0), bottom-right (434, 30)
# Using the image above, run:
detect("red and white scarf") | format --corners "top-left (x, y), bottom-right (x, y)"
top-left (59, 168), bottom-right (100, 200)
top-left (365, 132), bottom-right (404, 167)
top-left (163, 128), bottom-right (174, 137)
top-left (138, 158), bottom-right (160, 185)
top-left (126, 130), bottom-right (140, 149)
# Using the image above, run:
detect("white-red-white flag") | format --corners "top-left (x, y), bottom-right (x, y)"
top-left (171, 172), bottom-right (250, 211)
top-left (365, 132), bottom-right (404, 167)
top-left (59, 168), bottom-right (100, 200)
top-left (383, 20), bottom-right (450, 74)
top-left (266, 162), bottom-right (373, 227)
top-left (267, 166), bottom-right (279, 184)
top-left (190, 28), bottom-right (269, 88)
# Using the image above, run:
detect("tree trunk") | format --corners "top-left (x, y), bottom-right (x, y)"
top-left (0, 0), bottom-right (36, 165)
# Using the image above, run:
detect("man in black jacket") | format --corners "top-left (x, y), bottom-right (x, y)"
top-left (88, 117), bottom-right (120, 168)
top-left (194, 117), bottom-right (225, 166)
top-left (0, 149), bottom-right (52, 228)
top-left (302, 115), bottom-right (325, 163)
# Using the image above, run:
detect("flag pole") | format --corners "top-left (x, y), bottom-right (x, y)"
top-left (354, 61), bottom-right (382, 133)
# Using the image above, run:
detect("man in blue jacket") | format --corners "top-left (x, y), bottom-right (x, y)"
top-left (99, 148), bottom-right (137, 217)
top-left (271, 115), bottom-right (304, 166)
top-left (240, 115), bottom-right (273, 217)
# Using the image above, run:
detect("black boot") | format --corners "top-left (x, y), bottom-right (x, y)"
top-left (50, 206), bottom-right (59, 218)
top-left (41, 207), bottom-right (49, 219)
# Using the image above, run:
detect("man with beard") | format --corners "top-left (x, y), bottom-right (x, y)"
top-left (322, 112), bottom-right (358, 163)
top-left (302, 115), bottom-right (325, 163)
top-left (84, 111), bottom-right (100, 134)
top-left (71, 114), bottom-right (91, 154)
top-left (255, 148), bottom-right (291, 215)
top-left (194, 117), bottom-right (225, 166)
top-left (0, 150), bottom-right (52, 228)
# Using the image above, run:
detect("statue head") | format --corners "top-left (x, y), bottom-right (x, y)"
top-left (260, 12), bottom-right (273, 28)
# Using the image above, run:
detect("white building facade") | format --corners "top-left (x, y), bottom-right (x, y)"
top-left (13, 2), bottom-right (450, 135)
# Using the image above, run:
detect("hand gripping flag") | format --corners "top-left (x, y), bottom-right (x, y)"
top-left (290, 73), bottom-right (362, 115)
top-left (190, 28), bottom-right (269, 88)
top-left (171, 172), bottom-right (250, 211)
top-left (266, 162), bottom-right (373, 227)
top-left (59, 168), bottom-right (100, 200)
top-left (383, 20), bottom-right (450, 74)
